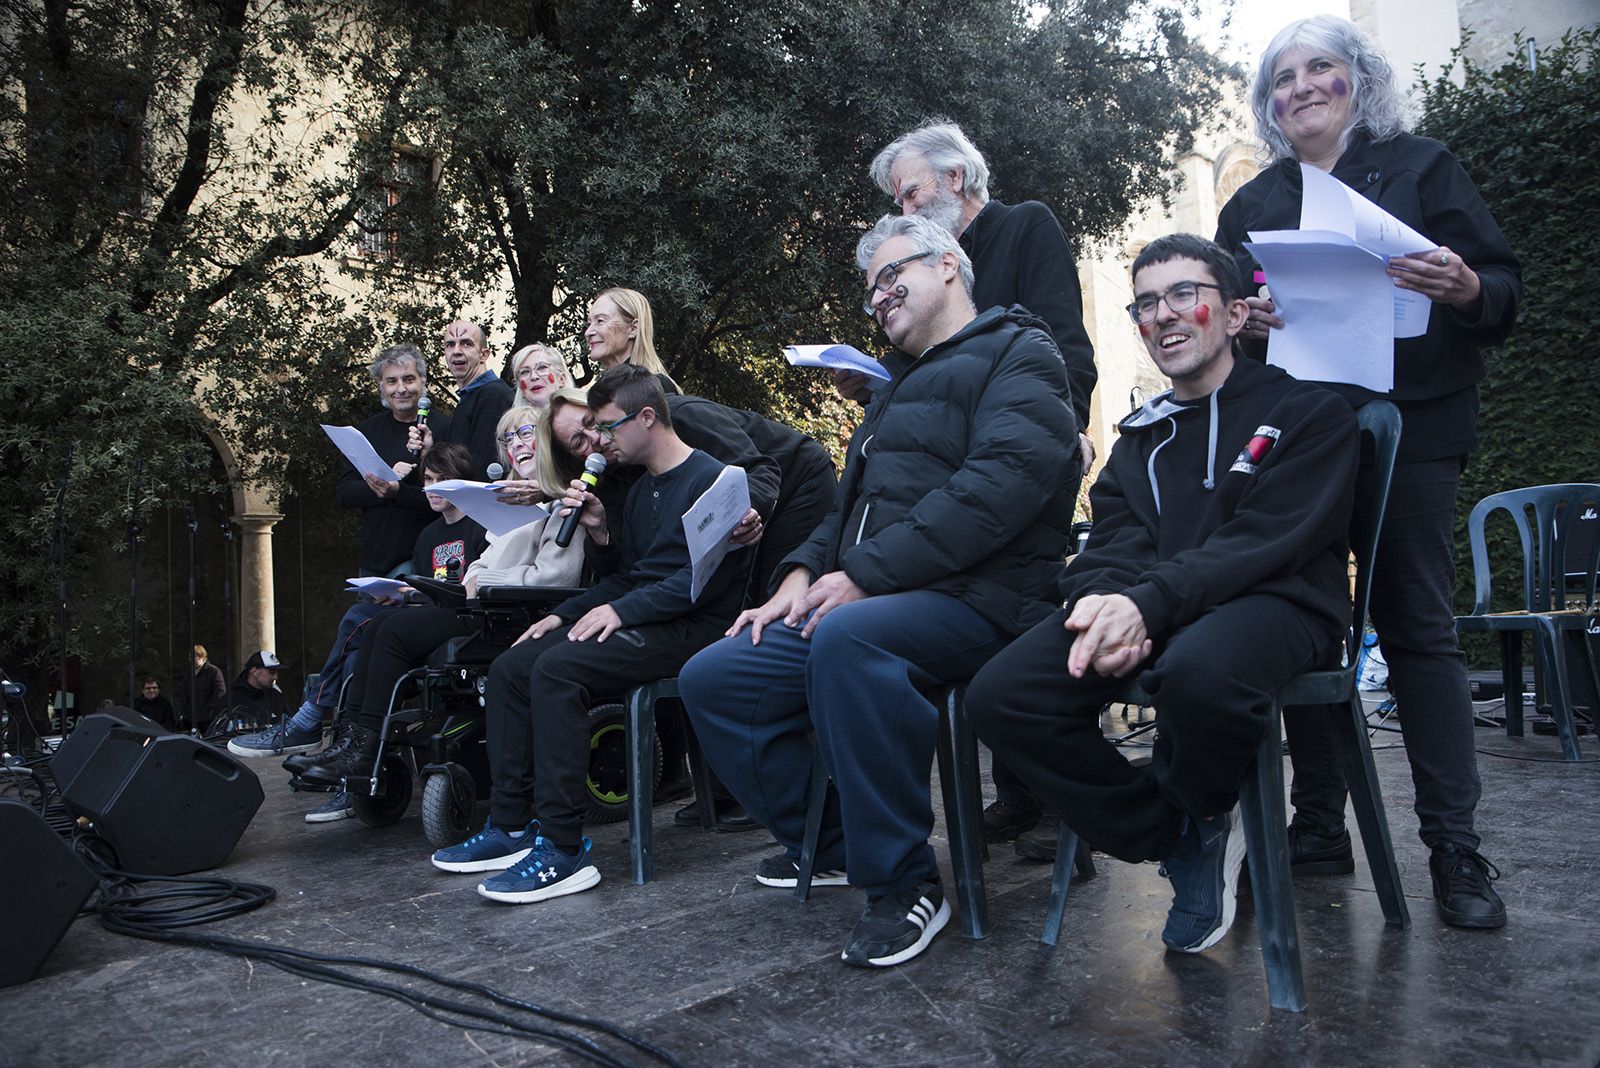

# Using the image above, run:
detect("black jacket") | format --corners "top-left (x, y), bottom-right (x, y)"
top-left (1064, 357), bottom-right (1359, 641)
top-left (439, 371), bottom-right (515, 478)
top-left (784, 305), bottom-right (1077, 637)
top-left (220, 674), bottom-right (287, 726)
top-left (336, 409), bottom-right (447, 574)
top-left (962, 199), bottom-right (1097, 432)
top-left (1215, 131), bottom-right (1520, 458)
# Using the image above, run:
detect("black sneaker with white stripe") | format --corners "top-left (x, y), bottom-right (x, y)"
top-left (755, 853), bottom-right (847, 888)
top-left (841, 880), bottom-right (950, 968)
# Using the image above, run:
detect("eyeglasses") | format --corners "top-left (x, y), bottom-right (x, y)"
top-left (861, 252), bottom-right (933, 317)
top-left (496, 424), bottom-right (537, 446)
top-left (597, 410), bottom-right (642, 439)
top-left (1126, 281), bottom-right (1224, 325)
top-left (519, 362), bottom-right (559, 378)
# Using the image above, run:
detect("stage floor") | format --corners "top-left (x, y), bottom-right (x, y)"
top-left (5, 705), bottom-right (1599, 1067)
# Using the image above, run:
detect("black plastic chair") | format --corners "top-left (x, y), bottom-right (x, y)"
top-left (1041, 400), bottom-right (1411, 1013)
top-left (625, 676), bottom-right (715, 885)
top-left (1454, 483), bottom-right (1600, 761)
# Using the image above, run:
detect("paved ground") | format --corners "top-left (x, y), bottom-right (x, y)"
top-left (3, 706), bottom-right (1598, 1067)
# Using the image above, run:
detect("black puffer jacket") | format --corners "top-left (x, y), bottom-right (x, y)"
top-left (782, 305), bottom-right (1077, 636)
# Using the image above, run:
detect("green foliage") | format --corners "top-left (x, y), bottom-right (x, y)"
top-left (1412, 30), bottom-right (1600, 615)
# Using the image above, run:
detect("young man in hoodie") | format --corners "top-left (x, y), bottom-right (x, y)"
top-left (679, 213), bottom-right (1078, 968)
top-left (966, 233), bottom-right (1360, 955)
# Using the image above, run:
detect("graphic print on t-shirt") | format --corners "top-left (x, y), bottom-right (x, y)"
top-left (432, 538), bottom-right (467, 579)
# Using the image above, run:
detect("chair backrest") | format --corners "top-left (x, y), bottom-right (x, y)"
top-left (1466, 483), bottom-right (1600, 615)
top-left (1345, 402), bottom-right (1402, 665)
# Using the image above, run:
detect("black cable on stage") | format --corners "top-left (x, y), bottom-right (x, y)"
top-left (76, 841), bottom-right (684, 1068)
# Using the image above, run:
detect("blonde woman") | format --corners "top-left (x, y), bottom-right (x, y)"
top-left (584, 288), bottom-right (679, 392)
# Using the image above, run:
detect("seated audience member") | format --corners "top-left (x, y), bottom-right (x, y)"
top-left (186, 644), bottom-right (227, 731)
top-left (428, 364), bottom-right (748, 904)
top-left (215, 650), bottom-right (289, 734)
top-left (338, 342), bottom-right (450, 577)
top-left (132, 675), bottom-right (174, 729)
top-left (294, 405), bottom-right (586, 790)
top-left (966, 233), bottom-right (1359, 954)
top-left (678, 213), bottom-right (1077, 968)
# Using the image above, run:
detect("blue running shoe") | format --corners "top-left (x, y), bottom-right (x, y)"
top-left (431, 818), bottom-right (538, 873)
top-left (228, 720), bottom-right (322, 758)
top-left (304, 788), bottom-right (353, 824)
top-left (477, 836), bottom-right (601, 904)
top-left (1160, 803), bottom-right (1246, 953)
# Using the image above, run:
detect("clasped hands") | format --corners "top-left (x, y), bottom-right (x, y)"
top-left (1064, 593), bottom-right (1152, 679)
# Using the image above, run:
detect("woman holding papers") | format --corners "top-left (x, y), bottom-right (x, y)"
top-left (1215, 14), bottom-right (1520, 930)
top-left (293, 407), bottom-right (586, 792)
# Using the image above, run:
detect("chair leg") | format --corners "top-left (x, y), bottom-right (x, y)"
top-left (795, 748), bottom-right (831, 902)
top-left (1040, 823), bottom-right (1081, 947)
top-left (1329, 695), bottom-right (1410, 929)
top-left (1240, 709), bottom-right (1307, 1013)
top-left (1073, 840), bottom-right (1096, 880)
top-left (683, 722), bottom-right (717, 831)
top-left (1536, 620), bottom-right (1583, 761)
top-left (1501, 631), bottom-right (1524, 737)
top-left (939, 687), bottom-right (989, 940)
top-left (627, 687), bottom-right (656, 885)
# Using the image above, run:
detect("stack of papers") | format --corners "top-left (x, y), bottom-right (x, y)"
top-left (683, 466), bottom-right (751, 603)
top-left (424, 481), bottom-right (552, 536)
top-left (1244, 164), bottom-right (1437, 392)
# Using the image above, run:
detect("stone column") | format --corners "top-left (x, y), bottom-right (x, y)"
top-left (234, 511), bottom-right (283, 665)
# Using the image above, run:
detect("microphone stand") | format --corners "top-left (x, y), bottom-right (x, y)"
top-left (126, 456), bottom-right (143, 707)
top-left (52, 445), bottom-right (74, 738)
top-left (186, 507), bottom-right (198, 735)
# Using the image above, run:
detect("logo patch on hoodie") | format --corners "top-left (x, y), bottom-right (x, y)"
top-left (1230, 425), bottom-right (1281, 475)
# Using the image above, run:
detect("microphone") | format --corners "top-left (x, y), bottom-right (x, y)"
top-left (410, 396), bottom-right (432, 454)
top-left (555, 453), bottom-right (607, 547)
top-left (486, 463), bottom-right (505, 481)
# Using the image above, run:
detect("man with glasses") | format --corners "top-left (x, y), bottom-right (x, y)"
top-left (678, 213), bottom-right (1077, 967)
top-left (965, 233), bottom-right (1360, 955)
top-left (441, 363), bottom-right (751, 904)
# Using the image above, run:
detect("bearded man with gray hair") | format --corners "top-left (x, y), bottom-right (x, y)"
top-left (680, 213), bottom-right (1077, 968)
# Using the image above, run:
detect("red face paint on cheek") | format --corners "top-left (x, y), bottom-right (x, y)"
top-left (1138, 322), bottom-right (1153, 338)
top-left (545, 372), bottom-right (558, 386)
top-left (1194, 304), bottom-right (1210, 326)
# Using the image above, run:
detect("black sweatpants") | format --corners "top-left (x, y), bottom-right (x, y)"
top-left (348, 606), bottom-right (469, 731)
top-left (1283, 457), bottom-right (1482, 849)
top-left (967, 594), bottom-right (1334, 863)
top-left (485, 614), bottom-right (729, 849)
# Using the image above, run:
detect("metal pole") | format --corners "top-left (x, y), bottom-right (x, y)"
top-left (186, 507), bottom-right (198, 735)
top-left (127, 457), bottom-right (142, 707)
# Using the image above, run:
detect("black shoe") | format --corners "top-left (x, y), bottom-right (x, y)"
top-left (983, 799), bottom-right (1042, 842)
top-left (1430, 843), bottom-right (1506, 929)
top-left (284, 722), bottom-right (350, 776)
top-left (1014, 814), bottom-right (1060, 861)
top-left (1288, 822), bottom-right (1355, 875)
top-left (841, 880), bottom-right (950, 968)
top-left (296, 725), bottom-right (378, 787)
top-left (671, 797), bottom-right (760, 832)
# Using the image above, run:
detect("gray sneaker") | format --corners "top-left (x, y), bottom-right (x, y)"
top-left (228, 720), bottom-right (322, 758)
top-left (304, 789), bottom-right (353, 824)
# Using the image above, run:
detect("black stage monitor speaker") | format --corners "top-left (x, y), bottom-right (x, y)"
top-left (0, 799), bottom-right (98, 988)
top-left (53, 708), bottom-right (264, 876)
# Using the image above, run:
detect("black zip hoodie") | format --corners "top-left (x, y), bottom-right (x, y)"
top-left (1064, 356), bottom-right (1359, 641)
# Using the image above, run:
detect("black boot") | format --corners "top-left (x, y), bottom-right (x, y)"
top-left (296, 725), bottom-right (378, 787)
top-left (284, 721), bottom-right (349, 777)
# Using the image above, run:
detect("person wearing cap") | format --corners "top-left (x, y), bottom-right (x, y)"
top-left (215, 650), bottom-right (289, 735)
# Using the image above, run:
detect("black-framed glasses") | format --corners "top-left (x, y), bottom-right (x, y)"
top-left (496, 424), bottom-right (537, 446)
top-left (597, 410), bottom-right (642, 439)
top-left (1126, 281), bottom-right (1223, 325)
top-left (862, 251), bottom-right (933, 316)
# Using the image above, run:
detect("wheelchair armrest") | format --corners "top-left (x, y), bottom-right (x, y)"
top-left (403, 574), bottom-right (468, 608)
top-left (478, 586), bottom-right (589, 604)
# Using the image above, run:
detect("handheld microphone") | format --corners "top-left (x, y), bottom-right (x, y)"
top-left (555, 453), bottom-right (607, 548)
top-left (486, 463), bottom-right (505, 481)
top-left (410, 396), bottom-right (432, 454)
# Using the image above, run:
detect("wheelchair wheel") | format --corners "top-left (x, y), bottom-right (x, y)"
top-left (421, 764), bottom-right (478, 848)
top-left (585, 702), bottom-right (662, 824)
top-left (349, 752), bottom-right (414, 827)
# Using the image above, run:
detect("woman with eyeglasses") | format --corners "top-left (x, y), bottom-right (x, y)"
top-left (1214, 14), bottom-right (1520, 930)
top-left (494, 345), bottom-right (575, 507)
top-left (292, 405), bottom-right (588, 792)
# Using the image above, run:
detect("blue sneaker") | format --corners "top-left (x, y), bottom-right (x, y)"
top-left (431, 818), bottom-right (538, 873)
top-left (304, 788), bottom-right (353, 824)
top-left (477, 836), bottom-right (601, 904)
top-left (1160, 803), bottom-right (1246, 953)
top-left (228, 720), bottom-right (322, 758)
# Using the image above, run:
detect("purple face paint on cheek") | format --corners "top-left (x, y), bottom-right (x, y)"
top-left (1331, 77), bottom-right (1348, 97)
top-left (1272, 98), bottom-right (1286, 119)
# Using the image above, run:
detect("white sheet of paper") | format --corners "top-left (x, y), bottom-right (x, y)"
top-left (425, 480), bottom-right (552, 536)
top-left (322, 424), bottom-right (400, 481)
top-left (1246, 234), bottom-right (1395, 392)
top-left (683, 465), bottom-right (751, 603)
top-left (344, 576), bottom-right (409, 599)
top-left (1298, 165), bottom-right (1433, 339)
top-left (782, 344), bottom-right (891, 381)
